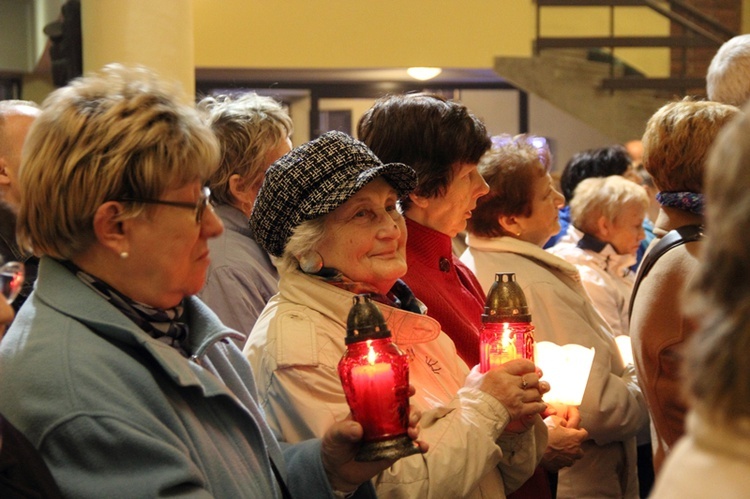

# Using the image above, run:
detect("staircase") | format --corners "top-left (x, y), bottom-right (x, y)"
top-left (493, 0), bottom-right (738, 142)
top-left (495, 49), bottom-right (673, 142)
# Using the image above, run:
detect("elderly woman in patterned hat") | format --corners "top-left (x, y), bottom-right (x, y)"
top-left (0, 65), bottom-right (410, 498)
top-left (244, 130), bottom-right (549, 498)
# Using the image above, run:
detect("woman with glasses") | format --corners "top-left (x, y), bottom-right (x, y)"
top-left (0, 64), bottom-right (411, 498)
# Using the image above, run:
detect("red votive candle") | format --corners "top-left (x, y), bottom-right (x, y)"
top-left (480, 272), bottom-right (535, 373)
top-left (338, 294), bottom-right (420, 461)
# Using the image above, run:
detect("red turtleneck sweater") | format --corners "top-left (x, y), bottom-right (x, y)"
top-left (403, 217), bottom-right (485, 367)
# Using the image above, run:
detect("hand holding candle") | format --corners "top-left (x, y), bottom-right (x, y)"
top-left (466, 360), bottom-right (548, 422)
top-left (534, 341), bottom-right (595, 407)
top-left (321, 387), bottom-right (428, 496)
top-left (474, 273), bottom-right (547, 427)
top-left (338, 294), bottom-right (421, 461)
top-left (541, 405), bottom-right (588, 472)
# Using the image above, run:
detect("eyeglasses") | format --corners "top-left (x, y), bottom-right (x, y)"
top-left (118, 186), bottom-right (212, 224)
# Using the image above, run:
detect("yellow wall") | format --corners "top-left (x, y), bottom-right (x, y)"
top-left (193, 0), bottom-right (537, 69)
top-left (193, 1), bottom-right (670, 77)
top-left (21, 75), bottom-right (56, 105)
top-left (81, 0), bottom-right (196, 100)
top-left (538, 6), bottom-right (670, 77)
top-left (17, 0), bottom-right (676, 103)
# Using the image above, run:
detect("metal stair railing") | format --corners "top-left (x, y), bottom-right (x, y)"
top-left (667, 0), bottom-right (736, 40)
top-left (534, 0), bottom-right (738, 92)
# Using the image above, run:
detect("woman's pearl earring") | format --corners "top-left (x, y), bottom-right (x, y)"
top-left (298, 250), bottom-right (323, 274)
top-left (120, 251), bottom-right (129, 259)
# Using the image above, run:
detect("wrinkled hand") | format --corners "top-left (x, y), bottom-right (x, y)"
top-left (465, 360), bottom-right (548, 422)
top-left (321, 387), bottom-right (428, 494)
top-left (541, 405), bottom-right (588, 472)
top-left (544, 404), bottom-right (582, 427)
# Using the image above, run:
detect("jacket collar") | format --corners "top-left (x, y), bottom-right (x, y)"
top-left (214, 204), bottom-right (253, 238)
top-left (576, 234), bottom-right (636, 276)
top-left (33, 256), bottom-right (243, 395)
top-left (405, 217), bottom-right (454, 268)
top-left (466, 234), bottom-right (582, 282)
top-left (278, 267), bottom-right (442, 345)
top-left (577, 232), bottom-right (608, 253)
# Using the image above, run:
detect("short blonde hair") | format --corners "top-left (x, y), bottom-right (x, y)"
top-left (200, 93), bottom-right (293, 206)
top-left (642, 99), bottom-right (739, 193)
top-left (570, 176), bottom-right (649, 235)
top-left (18, 64), bottom-right (219, 259)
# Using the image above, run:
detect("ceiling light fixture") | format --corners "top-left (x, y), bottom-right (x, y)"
top-left (406, 67), bottom-right (442, 81)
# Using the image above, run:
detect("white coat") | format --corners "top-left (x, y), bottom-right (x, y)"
top-left (244, 268), bottom-right (547, 498)
top-left (461, 235), bottom-right (649, 499)
top-left (548, 239), bottom-right (636, 337)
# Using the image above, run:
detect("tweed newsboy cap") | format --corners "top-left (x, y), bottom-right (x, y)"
top-left (250, 130), bottom-right (417, 257)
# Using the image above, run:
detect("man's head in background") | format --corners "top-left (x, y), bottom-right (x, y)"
top-left (0, 100), bottom-right (41, 211)
top-left (707, 34), bottom-right (750, 107)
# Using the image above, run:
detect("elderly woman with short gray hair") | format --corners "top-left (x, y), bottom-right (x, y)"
top-left (549, 175), bottom-right (649, 336)
top-left (197, 93), bottom-right (293, 343)
top-left (244, 130), bottom-right (549, 499)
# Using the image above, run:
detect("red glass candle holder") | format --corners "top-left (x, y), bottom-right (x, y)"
top-left (480, 273), bottom-right (535, 373)
top-left (338, 294), bottom-right (420, 462)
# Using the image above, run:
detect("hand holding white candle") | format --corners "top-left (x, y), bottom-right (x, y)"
top-left (534, 341), bottom-right (595, 406)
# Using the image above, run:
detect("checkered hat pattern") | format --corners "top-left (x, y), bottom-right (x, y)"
top-left (250, 131), bottom-right (417, 257)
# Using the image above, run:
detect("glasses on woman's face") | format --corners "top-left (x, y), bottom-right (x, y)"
top-left (118, 186), bottom-right (212, 224)
top-left (0, 261), bottom-right (25, 304)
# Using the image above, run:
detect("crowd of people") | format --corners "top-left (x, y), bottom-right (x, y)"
top-left (1, 33), bottom-right (750, 499)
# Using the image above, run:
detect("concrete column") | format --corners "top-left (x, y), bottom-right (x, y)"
top-left (80, 0), bottom-right (195, 101)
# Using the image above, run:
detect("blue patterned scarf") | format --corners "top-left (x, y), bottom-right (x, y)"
top-left (61, 260), bottom-right (190, 357)
top-left (656, 191), bottom-right (704, 215)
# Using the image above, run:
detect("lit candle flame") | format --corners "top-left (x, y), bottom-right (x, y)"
top-left (366, 340), bottom-right (377, 365)
top-left (502, 323), bottom-right (513, 348)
